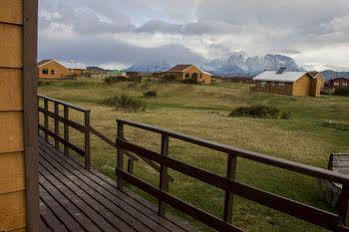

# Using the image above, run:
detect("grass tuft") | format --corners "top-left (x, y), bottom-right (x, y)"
top-left (100, 94), bottom-right (146, 112)
top-left (229, 105), bottom-right (291, 119)
top-left (143, 90), bottom-right (157, 98)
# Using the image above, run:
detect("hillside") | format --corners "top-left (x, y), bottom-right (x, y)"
top-left (38, 78), bottom-right (349, 232)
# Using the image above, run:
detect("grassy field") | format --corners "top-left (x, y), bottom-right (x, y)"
top-left (38, 77), bottom-right (349, 232)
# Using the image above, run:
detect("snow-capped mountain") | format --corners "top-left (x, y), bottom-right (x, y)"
top-left (125, 52), bottom-right (304, 76)
top-left (204, 53), bottom-right (303, 76)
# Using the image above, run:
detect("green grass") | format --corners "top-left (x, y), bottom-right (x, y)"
top-left (38, 78), bottom-right (349, 232)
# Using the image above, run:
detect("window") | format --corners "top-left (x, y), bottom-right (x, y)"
top-left (51, 70), bottom-right (55, 75)
top-left (261, 81), bottom-right (266, 87)
top-left (271, 82), bottom-right (275, 86)
top-left (279, 82), bottom-right (284, 87)
top-left (334, 82), bottom-right (339, 86)
top-left (42, 69), bottom-right (48, 75)
top-left (343, 82), bottom-right (348, 86)
top-left (185, 73), bottom-right (190, 78)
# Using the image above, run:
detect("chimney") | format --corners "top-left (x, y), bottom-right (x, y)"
top-left (276, 67), bottom-right (287, 74)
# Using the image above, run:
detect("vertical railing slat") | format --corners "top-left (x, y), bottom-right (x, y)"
top-left (44, 99), bottom-right (49, 141)
top-left (158, 134), bottom-right (169, 216)
top-left (54, 102), bottom-right (60, 149)
top-left (64, 105), bottom-right (69, 156)
top-left (84, 110), bottom-right (91, 170)
top-left (223, 153), bottom-right (237, 224)
top-left (117, 121), bottom-right (125, 190)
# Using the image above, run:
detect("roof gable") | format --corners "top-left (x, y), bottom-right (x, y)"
top-left (168, 64), bottom-right (193, 72)
top-left (37, 59), bottom-right (54, 67)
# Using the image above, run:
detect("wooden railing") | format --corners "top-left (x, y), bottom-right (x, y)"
top-left (116, 119), bottom-right (349, 232)
top-left (37, 95), bottom-right (91, 169)
top-left (37, 95), bottom-right (173, 180)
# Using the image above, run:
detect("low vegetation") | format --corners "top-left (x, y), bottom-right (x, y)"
top-left (100, 94), bottom-right (146, 112)
top-left (229, 105), bottom-right (292, 119)
top-left (104, 76), bottom-right (142, 85)
top-left (38, 78), bottom-right (349, 232)
top-left (143, 90), bottom-right (157, 97)
top-left (334, 87), bottom-right (349, 96)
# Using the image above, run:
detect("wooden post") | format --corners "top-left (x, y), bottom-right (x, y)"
top-left (44, 99), bottom-right (48, 141)
top-left (117, 121), bottom-right (124, 190)
top-left (223, 153), bottom-right (237, 224)
top-left (84, 110), bottom-right (91, 170)
top-left (127, 159), bottom-right (134, 174)
top-left (64, 105), bottom-right (69, 156)
top-left (54, 102), bottom-right (59, 149)
top-left (158, 134), bottom-right (169, 216)
top-left (340, 184), bottom-right (349, 226)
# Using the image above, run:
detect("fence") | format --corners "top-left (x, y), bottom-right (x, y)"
top-left (116, 119), bottom-right (349, 232)
top-left (37, 95), bottom-right (91, 169)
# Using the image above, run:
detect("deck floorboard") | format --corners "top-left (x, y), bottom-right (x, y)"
top-left (39, 137), bottom-right (192, 232)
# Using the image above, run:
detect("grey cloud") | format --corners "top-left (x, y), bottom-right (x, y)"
top-left (39, 34), bottom-right (205, 66)
top-left (136, 20), bottom-right (241, 35)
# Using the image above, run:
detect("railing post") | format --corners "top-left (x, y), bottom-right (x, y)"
top-left (64, 105), bottom-right (69, 156)
top-left (54, 102), bottom-right (60, 150)
top-left (223, 153), bottom-right (237, 224)
top-left (340, 184), bottom-right (349, 227)
top-left (44, 98), bottom-right (49, 141)
top-left (127, 159), bottom-right (134, 174)
top-left (158, 133), bottom-right (169, 216)
top-left (84, 110), bottom-right (91, 170)
top-left (117, 121), bottom-right (124, 190)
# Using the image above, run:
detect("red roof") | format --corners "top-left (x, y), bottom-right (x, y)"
top-left (167, 64), bottom-right (193, 72)
top-left (37, 59), bottom-right (53, 67)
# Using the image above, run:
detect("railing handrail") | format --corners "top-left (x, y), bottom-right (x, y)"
top-left (117, 119), bottom-right (349, 184)
top-left (38, 94), bottom-right (90, 112)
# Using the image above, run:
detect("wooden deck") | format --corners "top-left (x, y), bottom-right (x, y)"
top-left (38, 137), bottom-right (191, 232)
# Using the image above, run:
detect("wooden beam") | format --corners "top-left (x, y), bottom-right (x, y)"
top-left (23, 0), bottom-right (40, 230)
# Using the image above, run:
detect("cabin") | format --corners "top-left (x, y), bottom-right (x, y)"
top-left (60, 61), bottom-right (86, 77)
top-left (37, 60), bottom-right (86, 79)
top-left (37, 60), bottom-right (68, 79)
top-left (252, 68), bottom-right (325, 97)
top-left (108, 69), bottom-right (127, 77)
top-left (4, 1), bottom-right (349, 232)
top-left (165, 64), bottom-right (212, 84)
top-left (330, 78), bottom-right (349, 88)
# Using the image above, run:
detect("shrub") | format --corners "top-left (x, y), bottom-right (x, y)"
top-left (334, 87), bottom-right (349, 96)
top-left (38, 81), bottom-right (51, 87)
top-left (160, 74), bottom-right (177, 83)
top-left (143, 90), bottom-right (157, 98)
top-left (183, 76), bottom-right (198, 84)
top-left (229, 105), bottom-right (291, 119)
top-left (104, 76), bottom-right (142, 85)
top-left (100, 95), bottom-right (146, 112)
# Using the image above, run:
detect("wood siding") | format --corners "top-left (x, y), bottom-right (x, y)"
top-left (38, 61), bottom-right (68, 79)
top-left (0, 0), bottom-right (39, 231)
top-left (293, 74), bottom-right (312, 97)
top-left (254, 81), bottom-right (293, 96)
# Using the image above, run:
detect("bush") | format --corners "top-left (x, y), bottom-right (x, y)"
top-left (38, 81), bottom-right (51, 87)
top-left (104, 76), bottom-right (142, 85)
top-left (143, 90), bottom-right (157, 98)
top-left (229, 105), bottom-right (291, 119)
top-left (160, 74), bottom-right (177, 83)
top-left (100, 95), bottom-right (146, 112)
top-left (334, 87), bottom-right (349, 96)
top-left (183, 77), bottom-right (198, 84)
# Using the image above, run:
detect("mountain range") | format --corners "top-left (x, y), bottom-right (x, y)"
top-left (125, 52), bottom-right (304, 76)
top-left (123, 52), bottom-right (349, 80)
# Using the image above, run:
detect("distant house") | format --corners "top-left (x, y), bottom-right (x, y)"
top-left (108, 70), bottom-right (127, 77)
top-left (37, 60), bottom-right (68, 79)
top-left (60, 61), bottom-right (86, 77)
top-left (329, 78), bottom-right (349, 88)
top-left (37, 60), bottom-right (86, 79)
top-left (165, 64), bottom-right (212, 84)
top-left (252, 68), bottom-right (325, 97)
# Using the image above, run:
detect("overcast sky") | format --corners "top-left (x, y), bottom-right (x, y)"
top-left (38, 0), bottom-right (349, 71)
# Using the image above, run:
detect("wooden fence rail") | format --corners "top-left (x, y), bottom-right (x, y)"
top-left (37, 95), bottom-right (91, 169)
top-left (116, 119), bottom-right (349, 232)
